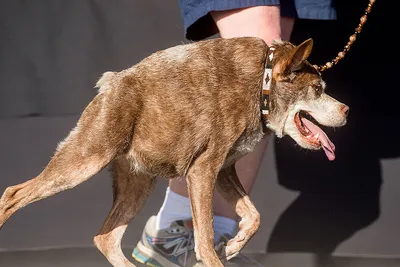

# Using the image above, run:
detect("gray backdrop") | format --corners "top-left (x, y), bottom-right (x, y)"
top-left (0, 0), bottom-right (399, 261)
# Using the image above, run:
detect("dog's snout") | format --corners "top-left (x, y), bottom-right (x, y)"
top-left (341, 104), bottom-right (349, 116)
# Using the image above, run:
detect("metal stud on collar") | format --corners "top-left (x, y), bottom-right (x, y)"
top-left (315, 0), bottom-right (376, 72)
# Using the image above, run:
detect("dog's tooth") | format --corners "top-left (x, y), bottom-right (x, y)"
top-left (314, 133), bottom-right (320, 139)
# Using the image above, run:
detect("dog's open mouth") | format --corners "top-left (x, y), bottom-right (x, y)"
top-left (294, 111), bottom-right (336, 161)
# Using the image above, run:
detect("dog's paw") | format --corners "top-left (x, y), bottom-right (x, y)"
top-left (225, 248), bottom-right (240, 261)
top-left (223, 234), bottom-right (247, 260)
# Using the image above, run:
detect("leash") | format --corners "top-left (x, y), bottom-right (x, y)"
top-left (315, 0), bottom-right (376, 72)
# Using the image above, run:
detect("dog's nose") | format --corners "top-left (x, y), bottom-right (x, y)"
top-left (341, 104), bottom-right (350, 116)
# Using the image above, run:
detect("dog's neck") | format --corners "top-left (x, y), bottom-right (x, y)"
top-left (261, 46), bottom-right (275, 130)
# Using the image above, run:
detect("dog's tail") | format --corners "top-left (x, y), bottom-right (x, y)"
top-left (0, 88), bottom-right (130, 229)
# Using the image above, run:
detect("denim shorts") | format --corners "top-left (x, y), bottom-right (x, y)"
top-left (178, 0), bottom-right (336, 40)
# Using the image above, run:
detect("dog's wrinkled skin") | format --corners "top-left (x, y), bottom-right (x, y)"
top-left (0, 37), bottom-right (348, 267)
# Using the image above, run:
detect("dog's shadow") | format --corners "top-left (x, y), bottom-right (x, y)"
top-left (267, 0), bottom-right (399, 258)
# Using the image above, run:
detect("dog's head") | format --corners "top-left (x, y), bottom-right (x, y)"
top-left (266, 38), bottom-right (349, 160)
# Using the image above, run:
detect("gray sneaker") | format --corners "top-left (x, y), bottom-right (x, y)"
top-left (132, 215), bottom-right (263, 267)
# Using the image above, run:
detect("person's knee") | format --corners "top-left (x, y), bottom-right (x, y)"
top-left (210, 6), bottom-right (282, 44)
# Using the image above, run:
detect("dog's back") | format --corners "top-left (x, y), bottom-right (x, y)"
top-left (94, 37), bottom-right (268, 178)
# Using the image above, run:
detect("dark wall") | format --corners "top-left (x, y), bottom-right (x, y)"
top-left (270, 0), bottom-right (400, 256)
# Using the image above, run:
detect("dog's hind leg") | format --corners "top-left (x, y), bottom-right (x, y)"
top-left (0, 95), bottom-right (126, 230)
top-left (94, 156), bottom-right (156, 267)
top-left (215, 165), bottom-right (260, 260)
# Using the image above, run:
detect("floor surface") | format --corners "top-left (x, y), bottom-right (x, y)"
top-left (1, 248), bottom-right (399, 267)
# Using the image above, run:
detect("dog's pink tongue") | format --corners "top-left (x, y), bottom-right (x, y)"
top-left (301, 118), bottom-right (336, 161)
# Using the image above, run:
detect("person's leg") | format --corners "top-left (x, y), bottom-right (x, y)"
top-left (210, 6), bottom-right (281, 45)
top-left (210, 7), bottom-right (294, 222)
top-left (162, 6), bottom-right (295, 227)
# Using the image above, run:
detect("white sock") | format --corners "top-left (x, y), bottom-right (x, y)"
top-left (213, 215), bottom-right (238, 241)
top-left (155, 187), bottom-right (192, 230)
top-left (155, 188), bottom-right (238, 241)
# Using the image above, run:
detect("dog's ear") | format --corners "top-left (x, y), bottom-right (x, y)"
top-left (284, 38), bottom-right (314, 73)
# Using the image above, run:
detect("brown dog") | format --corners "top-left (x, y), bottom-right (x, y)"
top-left (0, 37), bottom-right (348, 266)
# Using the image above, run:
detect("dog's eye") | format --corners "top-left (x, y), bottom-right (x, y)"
top-left (312, 84), bottom-right (322, 93)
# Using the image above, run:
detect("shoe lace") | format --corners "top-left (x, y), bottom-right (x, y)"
top-left (182, 230), bottom-right (194, 267)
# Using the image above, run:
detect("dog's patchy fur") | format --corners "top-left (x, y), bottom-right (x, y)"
top-left (0, 37), bottom-right (348, 266)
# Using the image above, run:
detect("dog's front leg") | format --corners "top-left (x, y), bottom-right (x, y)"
top-left (186, 150), bottom-right (225, 267)
top-left (216, 165), bottom-right (261, 260)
